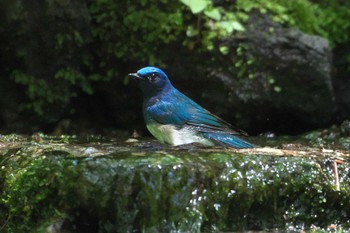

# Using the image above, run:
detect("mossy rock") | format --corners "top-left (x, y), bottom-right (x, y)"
top-left (0, 135), bottom-right (349, 232)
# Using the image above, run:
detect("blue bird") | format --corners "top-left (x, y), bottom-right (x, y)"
top-left (129, 66), bottom-right (254, 148)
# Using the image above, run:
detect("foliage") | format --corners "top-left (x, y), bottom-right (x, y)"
top-left (234, 0), bottom-right (350, 46)
top-left (1, 0), bottom-right (350, 116)
top-left (89, 0), bottom-right (185, 63)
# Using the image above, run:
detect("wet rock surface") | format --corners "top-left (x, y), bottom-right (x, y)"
top-left (0, 133), bottom-right (349, 232)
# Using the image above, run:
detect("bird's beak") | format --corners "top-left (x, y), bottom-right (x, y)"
top-left (128, 73), bottom-right (142, 80)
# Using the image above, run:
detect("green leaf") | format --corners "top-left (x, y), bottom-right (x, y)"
top-left (186, 25), bottom-right (199, 37)
top-left (180, 0), bottom-right (208, 14)
top-left (268, 78), bottom-right (275, 84)
top-left (204, 8), bottom-right (221, 20)
top-left (218, 20), bottom-right (245, 34)
top-left (219, 45), bottom-right (229, 55)
top-left (231, 21), bottom-right (245, 31)
top-left (274, 86), bottom-right (282, 92)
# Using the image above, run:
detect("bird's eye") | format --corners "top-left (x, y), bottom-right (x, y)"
top-left (148, 73), bottom-right (158, 82)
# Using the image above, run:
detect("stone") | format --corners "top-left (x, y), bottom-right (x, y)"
top-left (212, 13), bottom-right (334, 134)
top-left (0, 135), bottom-right (350, 232)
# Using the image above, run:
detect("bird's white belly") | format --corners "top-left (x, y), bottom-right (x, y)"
top-left (146, 123), bottom-right (214, 146)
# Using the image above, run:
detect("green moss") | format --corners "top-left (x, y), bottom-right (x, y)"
top-left (0, 137), bottom-right (349, 232)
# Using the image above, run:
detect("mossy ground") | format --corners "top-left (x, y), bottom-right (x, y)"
top-left (0, 134), bottom-right (349, 232)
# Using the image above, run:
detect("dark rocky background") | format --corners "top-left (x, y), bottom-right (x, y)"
top-left (0, 0), bottom-right (350, 137)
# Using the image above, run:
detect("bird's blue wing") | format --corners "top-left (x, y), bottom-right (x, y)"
top-left (145, 89), bottom-right (246, 136)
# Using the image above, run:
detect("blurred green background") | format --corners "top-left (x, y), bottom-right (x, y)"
top-left (0, 0), bottom-right (350, 136)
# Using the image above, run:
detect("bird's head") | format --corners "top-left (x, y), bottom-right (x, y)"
top-left (129, 67), bottom-right (173, 97)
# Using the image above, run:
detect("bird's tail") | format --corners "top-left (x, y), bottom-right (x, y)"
top-left (203, 132), bottom-right (254, 148)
